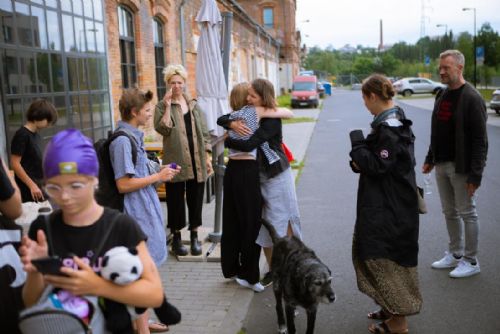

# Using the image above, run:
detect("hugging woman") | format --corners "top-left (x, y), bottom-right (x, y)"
top-left (218, 78), bottom-right (302, 288)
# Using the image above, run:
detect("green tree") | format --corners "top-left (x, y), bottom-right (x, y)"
top-left (456, 32), bottom-right (474, 81)
top-left (352, 57), bottom-right (374, 77)
top-left (477, 22), bottom-right (500, 67)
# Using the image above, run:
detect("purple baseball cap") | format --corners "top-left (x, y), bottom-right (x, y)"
top-left (43, 129), bottom-right (99, 179)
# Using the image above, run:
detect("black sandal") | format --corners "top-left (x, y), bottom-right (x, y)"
top-left (367, 309), bottom-right (390, 320)
top-left (369, 322), bottom-right (408, 334)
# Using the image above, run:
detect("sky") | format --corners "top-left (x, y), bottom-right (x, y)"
top-left (296, 0), bottom-right (500, 49)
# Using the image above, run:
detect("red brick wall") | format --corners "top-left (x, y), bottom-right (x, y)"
top-left (105, 0), bottom-right (288, 139)
top-left (106, 0), bottom-right (173, 136)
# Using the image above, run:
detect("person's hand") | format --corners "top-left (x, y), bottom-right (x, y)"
top-left (157, 165), bottom-right (180, 182)
top-left (45, 256), bottom-right (103, 296)
top-left (422, 163), bottom-right (434, 174)
top-left (349, 160), bottom-right (361, 172)
top-left (20, 230), bottom-right (49, 273)
top-left (29, 183), bottom-right (44, 202)
top-left (163, 88), bottom-right (173, 106)
top-left (206, 153), bottom-right (213, 176)
top-left (229, 120), bottom-right (252, 136)
top-left (466, 183), bottom-right (479, 197)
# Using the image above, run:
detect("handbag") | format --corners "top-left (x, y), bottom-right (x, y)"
top-left (18, 286), bottom-right (106, 334)
top-left (417, 186), bottom-right (427, 214)
top-left (282, 142), bottom-right (295, 162)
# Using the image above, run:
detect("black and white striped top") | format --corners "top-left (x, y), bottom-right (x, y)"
top-left (228, 105), bottom-right (280, 164)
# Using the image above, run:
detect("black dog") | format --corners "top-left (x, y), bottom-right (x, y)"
top-left (262, 219), bottom-right (335, 334)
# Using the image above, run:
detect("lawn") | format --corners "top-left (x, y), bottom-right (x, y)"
top-left (277, 94), bottom-right (291, 108)
top-left (282, 117), bottom-right (316, 124)
top-left (479, 88), bottom-right (494, 102)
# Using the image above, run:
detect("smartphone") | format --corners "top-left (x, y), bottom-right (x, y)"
top-left (31, 256), bottom-right (65, 276)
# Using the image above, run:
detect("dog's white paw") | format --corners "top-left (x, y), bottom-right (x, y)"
top-left (277, 325), bottom-right (287, 334)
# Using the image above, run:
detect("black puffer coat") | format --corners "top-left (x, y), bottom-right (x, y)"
top-left (350, 114), bottom-right (419, 267)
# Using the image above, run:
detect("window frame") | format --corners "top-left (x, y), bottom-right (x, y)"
top-left (0, 0), bottom-right (112, 149)
top-left (262, 7), bottom-right (274, 29)
top-left (118, 5), bottom-right (136, 89)
top-left (153, 17), bottom-right (166, 100)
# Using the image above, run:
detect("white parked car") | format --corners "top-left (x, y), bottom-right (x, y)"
top-left (490, 89), bottom-right (500, 115)
top-left (393, 77), bottom-right (446, 97)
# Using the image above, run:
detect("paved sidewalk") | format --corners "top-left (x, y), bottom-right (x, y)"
top-left (159, 105), bottom-right (322, 334)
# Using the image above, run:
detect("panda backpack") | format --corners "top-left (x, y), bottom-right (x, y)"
top-left (18, 211), bottom-right (121, 334)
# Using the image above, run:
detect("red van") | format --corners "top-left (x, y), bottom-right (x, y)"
top-left (291, 75), bottom-right (319, 108)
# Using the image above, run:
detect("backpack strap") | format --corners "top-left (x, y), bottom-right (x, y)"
top-left (43, 211), bottom-right (59, 257)
top-left (110, 130), bottom-right (138, 166)
top-left (89, 211), bottom-right (122, 264)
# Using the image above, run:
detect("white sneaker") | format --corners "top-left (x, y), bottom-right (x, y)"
top-left (449, 260), bottom-right (480, 278)
top-left (431, 251), bottom-right (461, 269)
top-left (235, 278), bottom-right (265, 292)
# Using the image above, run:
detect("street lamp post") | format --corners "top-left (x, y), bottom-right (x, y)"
top-left (463, 7), bottom-right (476, 87)
top-left (436, 23), bottom-right (448, 35)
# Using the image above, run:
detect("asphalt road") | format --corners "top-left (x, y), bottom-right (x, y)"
top-left (242, 89), bottom-right (500, 334)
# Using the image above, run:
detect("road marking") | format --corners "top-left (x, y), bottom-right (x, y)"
top-left (327, 119), bottom-right (341, 122)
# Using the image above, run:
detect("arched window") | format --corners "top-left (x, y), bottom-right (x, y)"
top-left (153, 18), bottom-right (166, 99)
top-left (118, 6), bottom-right (136, 88)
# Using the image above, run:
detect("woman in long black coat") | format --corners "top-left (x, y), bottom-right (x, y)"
top-left (349, 74), bottom-right (422, 334)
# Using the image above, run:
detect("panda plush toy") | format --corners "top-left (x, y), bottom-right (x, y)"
top-left (101, 246), bottom-right (143, 285)
top-left (100, 246), bottom-right (181, 333)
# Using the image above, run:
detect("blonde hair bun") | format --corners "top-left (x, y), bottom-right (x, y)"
top-left (163, 64), bottom-right (188, 83)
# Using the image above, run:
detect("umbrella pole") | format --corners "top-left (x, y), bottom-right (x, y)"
top-left (208, 137), bottom-right (225, 246)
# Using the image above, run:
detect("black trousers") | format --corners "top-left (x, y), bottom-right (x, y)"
top-left (165, 179), bottom-right (205, 231)
top-left (221, 159), bottom-right (262, 284)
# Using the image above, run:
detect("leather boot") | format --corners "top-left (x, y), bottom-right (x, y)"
top-left (171, 232), bottom-right (188, 256)
top-left (190, 231), bottom-right (202, 256)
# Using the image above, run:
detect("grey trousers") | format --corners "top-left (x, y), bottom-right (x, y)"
top-left (435, 162), bottom-right (479, 261)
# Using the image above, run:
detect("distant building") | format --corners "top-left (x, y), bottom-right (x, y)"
top-left (237, 0), bottom-right (301, 93)
top-left (338, 44), bottom-right (357, 54)
top-left (0, 0), bottom-right (300, 158)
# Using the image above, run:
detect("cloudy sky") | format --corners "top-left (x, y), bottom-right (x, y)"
top-left (296, 0), bottom-right (500, 49)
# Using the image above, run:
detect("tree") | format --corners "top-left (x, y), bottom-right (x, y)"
top-left (456, 32), bottom-right (474, 81)
top-left (477, 23), bottom-right (500, 67)
top-left (352, 57), bottom-right (374, 77)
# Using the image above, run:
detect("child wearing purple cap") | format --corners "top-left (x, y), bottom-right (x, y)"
top-left (19, 129), bottom-right (166, 333)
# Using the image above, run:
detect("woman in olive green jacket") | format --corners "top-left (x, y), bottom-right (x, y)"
top-left (154, 64), bottom-right (212, 256)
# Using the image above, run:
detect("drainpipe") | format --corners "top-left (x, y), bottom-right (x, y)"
top-left (179, 0), bottom-right (187, 67)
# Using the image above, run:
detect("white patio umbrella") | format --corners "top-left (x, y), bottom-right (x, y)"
top-left (195, 0), bottom-right (229, 137)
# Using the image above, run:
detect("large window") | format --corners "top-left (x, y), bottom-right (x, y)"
top-left (153, 18), bottom-right (166, 100)
top-left (0, 0), bottom-right (112, 148)
top-left (263, 7), bottom-right (274, 29)
top-left (118, 6), bottom-right (135, 88)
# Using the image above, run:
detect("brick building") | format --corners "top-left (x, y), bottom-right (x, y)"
top-left (0, 0), bottom-right (300, 158)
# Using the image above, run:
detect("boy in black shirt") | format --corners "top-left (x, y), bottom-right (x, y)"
top-left (10, 99), bottom-right (57, 202)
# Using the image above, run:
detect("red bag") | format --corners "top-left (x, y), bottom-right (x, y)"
top-left (282, 142), bottom-right (295, 162)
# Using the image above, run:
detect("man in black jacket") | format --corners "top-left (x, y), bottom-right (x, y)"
top-left (423, 49), bottom-right (488, 278)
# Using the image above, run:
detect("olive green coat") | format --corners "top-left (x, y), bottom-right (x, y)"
top-left (154, 97), bottom-right (211, 183)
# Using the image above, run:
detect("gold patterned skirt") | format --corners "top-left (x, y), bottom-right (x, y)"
top-left (353, 256), bottom-right (423, 316)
